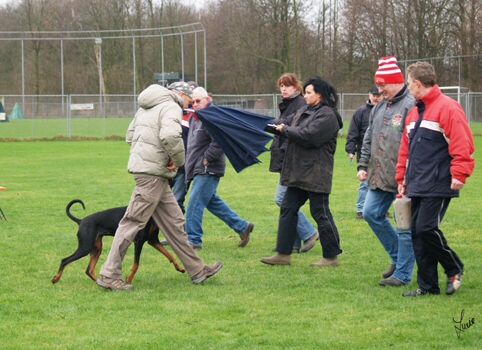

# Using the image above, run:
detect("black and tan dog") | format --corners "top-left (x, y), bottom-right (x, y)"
top-left (52, 199), bottom-right (185, 284)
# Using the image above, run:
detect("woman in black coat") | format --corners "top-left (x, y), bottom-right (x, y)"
top-left (261, 76), bottom-right (343, 266)
top-left (269, 73), bottom-right (318, 253)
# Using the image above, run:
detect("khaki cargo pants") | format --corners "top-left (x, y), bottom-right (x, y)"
top-left (99, 175), bottom-right (205, 281)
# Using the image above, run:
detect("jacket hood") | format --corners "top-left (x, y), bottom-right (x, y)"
top-left (137, 84), bottom-right (183, 109)
top-left (310, 101), bottom-right (343, 129)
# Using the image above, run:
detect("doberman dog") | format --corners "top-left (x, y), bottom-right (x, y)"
top-left (52, 199), bottom-right (185, 284)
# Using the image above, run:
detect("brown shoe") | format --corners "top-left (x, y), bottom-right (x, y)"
top-left (382, 263), bottom-right (396, 278)
top-left (355, 212), bottom-right (363, 219)
top-left (190, 243), bottom-right (202, 250)
top-left (238, 222), bottom-right (254, 247)
top-left (96, 275), bottom-right (134, 291)
top-left (310, 256), bottom-right (339, 267)
top-left (379, 276), bottom-right (405, 287)
top-left (191, 261), bottom-right (223, 284)
top-left (300, 231), bottom-right (319, 253)
top-left (260, 253), bottom-right (291, 265)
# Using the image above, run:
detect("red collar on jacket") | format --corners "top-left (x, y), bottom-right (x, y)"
top-left (418, 84), bottom-right (441, 105)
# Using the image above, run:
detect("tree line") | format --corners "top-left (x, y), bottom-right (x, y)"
top-left (0, 0), bottom-right (480, 96)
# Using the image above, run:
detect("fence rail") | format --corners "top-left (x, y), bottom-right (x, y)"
top-left (0, 91), bottom-right (480, 139)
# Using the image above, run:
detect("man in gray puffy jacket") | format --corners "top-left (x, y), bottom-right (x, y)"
top-left (357, 56), bottom-right (415, 288)
top-left (97, 83), bottom-right (222, 290)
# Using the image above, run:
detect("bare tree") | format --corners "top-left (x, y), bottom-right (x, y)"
top-left (1, 0), bottom-right (482, 95)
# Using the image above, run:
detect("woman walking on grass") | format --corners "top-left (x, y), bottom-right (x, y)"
top-left (269, 73), bottom-right (319, 254)
top-left (261, 76), bottom-right (343, 266)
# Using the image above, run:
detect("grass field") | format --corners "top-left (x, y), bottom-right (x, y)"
top-left (0, 118), bottom-right (132, 139)
top-left (1, 118), bottom-right (482, 140)
top-left (0, 138), bottom-right (481, 349)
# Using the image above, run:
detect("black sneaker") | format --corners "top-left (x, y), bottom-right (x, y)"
top-left (446, 272), bottom-right (462, 295)
top-left (402, 288), bottom-right (439, 297)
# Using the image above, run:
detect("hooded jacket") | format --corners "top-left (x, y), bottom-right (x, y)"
top-left (126, 84), bottom-right (185, 180)
top-left (276, 101), bottom-right (343, 193)
top-left (358, 86), bottom-right (415, 192)
top-left (269, 91), bottom-right (306, 173)
top-left (395, 85), bottom-right (475, 197)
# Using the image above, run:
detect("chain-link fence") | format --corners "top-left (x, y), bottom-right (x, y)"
top-left (0, 91), bottom-right (479, 139)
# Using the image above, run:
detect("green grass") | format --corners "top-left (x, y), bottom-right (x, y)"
top-left (0, 117), bottom-right (132, 139)
top-left (0, 139), bottom-right (481, 349)
top-left (2, 118), bottom-right (482, 140)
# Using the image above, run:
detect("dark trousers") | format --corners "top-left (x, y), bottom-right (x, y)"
top-left (411, 197), bottom-right (464, 293)
top-left (276, 186), bottom-right (342, 257)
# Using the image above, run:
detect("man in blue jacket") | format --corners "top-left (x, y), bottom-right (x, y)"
top-left (184, 87), bottom-right (254, 250)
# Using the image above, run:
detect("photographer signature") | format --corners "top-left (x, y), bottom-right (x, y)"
top-left (453, 309), bottom-right (475, 338)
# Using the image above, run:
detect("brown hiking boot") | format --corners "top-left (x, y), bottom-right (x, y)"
top-left (190, 243), bottom-right (202, 250)
top-left (300, 231), bottom-right (319, 253)
top-left (310, 256), bottom-right (339, 267)
top-left (382, 264), bottom-right (396, 278)
top-left (260, 253), bottom-right (291, 265)
top-left (379, 276), bottom-right (405, 286)
top-left (238, 222), bottom-right (254, 247)
top-left (96, 275), bottom-right (134, 291)
top-left (191, 261), bottom-right (223, 284)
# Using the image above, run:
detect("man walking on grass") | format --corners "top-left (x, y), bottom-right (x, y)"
top-left (184, 86), bottom-right (254, 250)
top-left (357, 56), bottom-right (416, 287)
top-left (97, 82), bottom-right (222, 291)
top-left (396, 62), bottom-right (475, 297)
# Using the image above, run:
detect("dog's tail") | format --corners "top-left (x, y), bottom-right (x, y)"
top-left (66, 199), bottom-right (85, 224)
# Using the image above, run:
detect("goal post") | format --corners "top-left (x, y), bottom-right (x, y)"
top-left (439, 86), bottom-right (471, 123)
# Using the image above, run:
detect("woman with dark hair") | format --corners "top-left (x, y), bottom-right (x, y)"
top-left (269, 73), bottom-right (319, 253)
top-left (261, 76), bottom-right (343, 266)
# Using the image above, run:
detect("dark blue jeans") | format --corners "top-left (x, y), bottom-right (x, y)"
top-left (363, 189), bottom-right (415, 284)
top-left (185, 174), bottom-right (248, 246)
top-left (171, 171), bottom-right (187, 214)
top-left (276, 187), bottom-right (342, 257)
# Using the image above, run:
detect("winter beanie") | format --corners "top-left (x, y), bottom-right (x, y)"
top-left (374, 56), bottom-right (404, 84)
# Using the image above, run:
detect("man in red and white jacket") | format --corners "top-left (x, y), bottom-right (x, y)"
top-left (395, 61), bottom-right (475, 297)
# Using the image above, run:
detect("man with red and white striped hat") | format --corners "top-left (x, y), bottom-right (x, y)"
top-left (357, 56), bottom-right (416, 287)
